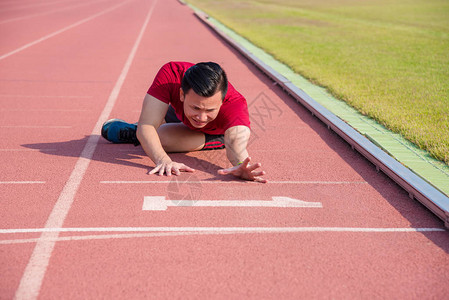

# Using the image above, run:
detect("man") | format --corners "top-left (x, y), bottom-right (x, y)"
top-left (101, 61), bottom-right (266, 183)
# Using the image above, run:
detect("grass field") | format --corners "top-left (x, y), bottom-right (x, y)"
top-left (187, 0), bottom-right (449, 165)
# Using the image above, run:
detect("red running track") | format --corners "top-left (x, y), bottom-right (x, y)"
top-left (1, 0), bottom-right (448, 299)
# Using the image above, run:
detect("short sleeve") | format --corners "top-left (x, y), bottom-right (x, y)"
top-left (218, 97), bottom-right (251, 131)
top-left (147, 63), bottom-right (179, 104)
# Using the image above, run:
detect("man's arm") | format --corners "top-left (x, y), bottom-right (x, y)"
top-left (137, 94), bottom-right (194, 176)
top-left (224, 125), bottom-right (250, 166)
top-left (217, 125), bottom-right (267, 183)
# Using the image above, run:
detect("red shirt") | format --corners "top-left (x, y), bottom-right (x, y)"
top-left (147, 61), bottom-right (250, 135)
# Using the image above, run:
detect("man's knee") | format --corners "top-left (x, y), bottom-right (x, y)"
top-left (157, 123), bottom-right (206, 152)
top-left (159, 137), bottom-right (174, 151)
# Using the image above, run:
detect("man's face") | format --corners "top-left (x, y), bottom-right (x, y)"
top-left (180, 88), bottom-right (223, 128)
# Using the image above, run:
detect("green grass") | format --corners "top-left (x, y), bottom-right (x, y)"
top-left (187, 0), bottom-right (449, 165)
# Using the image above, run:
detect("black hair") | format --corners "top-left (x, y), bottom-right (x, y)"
top-left (181, 62), bottom-right (228, 100)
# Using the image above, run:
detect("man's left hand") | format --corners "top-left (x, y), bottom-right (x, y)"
top-left (217, 157), bottom-right (267, 183)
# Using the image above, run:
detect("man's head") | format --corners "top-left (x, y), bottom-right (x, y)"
top-left (180, 62), bottom-right (228, 128)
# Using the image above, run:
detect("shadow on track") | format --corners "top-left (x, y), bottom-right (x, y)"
top-left (21, 135), bottom-right (228, 178)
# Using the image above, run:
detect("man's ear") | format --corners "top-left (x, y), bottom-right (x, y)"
top-left (179, 88), bottom-right (185, 102)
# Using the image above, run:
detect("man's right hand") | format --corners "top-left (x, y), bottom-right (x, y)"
top-left (148, 158), bottom-right (195, 176)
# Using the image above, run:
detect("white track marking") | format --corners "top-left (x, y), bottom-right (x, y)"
top-left (0, 0), bottom-right (133, 61)
top-left (100, 180), bottom-right (367, 184)
top-left (0, 0), bottom-right (111, 25)
top-left (143, 196), bottom-right (322, 211)
top-left (269, 181), bottom-right (366, 184)
top-left (0, 231), bottom-right (234, 245)
top-left (13, 1), bottom-right (158, 299)
top-left (0, 227), bottom-right (445, 245)
top-left (1, 227), bottom-right (445, 235)
top-left (0, 181), bottom-right (45, 184)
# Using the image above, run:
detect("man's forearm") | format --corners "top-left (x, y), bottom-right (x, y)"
top-left (219, 126), bottom-right (266, 183)
top-left (136, 124), bottom-right (170, 164)
top-left (224, 126), bottom-right (251, 166)
top-left (226, 147), bottom-right (249, 166)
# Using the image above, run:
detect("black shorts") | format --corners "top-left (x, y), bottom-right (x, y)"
top-left (165, 105), bottom-right (225, 151)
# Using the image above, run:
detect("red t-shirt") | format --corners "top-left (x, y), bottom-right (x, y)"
top-left (147, 61), bottom-right (250, 135)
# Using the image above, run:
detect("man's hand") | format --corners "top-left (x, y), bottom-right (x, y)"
top-left (217, 157), bottom-right (267, 183)
top-left (149, 158), bottom-right (195, 176)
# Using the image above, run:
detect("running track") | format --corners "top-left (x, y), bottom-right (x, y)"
top-left (1, 0), bottom-right (448, 299)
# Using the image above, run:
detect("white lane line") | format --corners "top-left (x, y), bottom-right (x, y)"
top-left (1, 227), bottom-right (445, 235)
top-left (0, 0), bottom-right (111, 25)
top-left (270, 181), bottom-right (367, 184)
top-left (100, 180), bottom-right (367, 184)
top-left (0, 231), bottom-right (226, 245)
top-left (0, 181), bottom-right (46, 184)
top-left (1, 226), bottom-right (445, 245)
top-left (0, 0), bottom-right (133, 61)
top-left (14, 1), bottom-right (158, 299)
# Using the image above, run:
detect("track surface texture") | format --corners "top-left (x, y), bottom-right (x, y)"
top-left (1, 0), bottom-right (448, 299)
